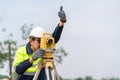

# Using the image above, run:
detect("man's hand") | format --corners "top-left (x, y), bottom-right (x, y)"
top-left (58, 6), bottom-right (67, 23)
top-left (32, 49), bottom-right (45, 61)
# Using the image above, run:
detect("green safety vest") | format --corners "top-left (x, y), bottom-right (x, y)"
top-left (13, 46), bottom-right (42, 75)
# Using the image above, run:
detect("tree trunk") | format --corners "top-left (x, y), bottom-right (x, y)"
top-left (8, 43), bottom-right (12, 80)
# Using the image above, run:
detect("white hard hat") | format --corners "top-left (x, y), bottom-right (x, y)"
top-left (29, 26), bottom-right (45, 38)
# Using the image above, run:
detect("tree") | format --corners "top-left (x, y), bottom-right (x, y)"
top-left (102, 77), bottom-right (120, 80)
top-left (4, 39), bottom-right (17, 80)
top-left (85, 76), bottom-right (94, 80)
top-left (0, 28), bottom-right (17, 80)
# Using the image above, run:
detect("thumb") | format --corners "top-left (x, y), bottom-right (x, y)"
top-left (60, 6), bottom-right (63, 11)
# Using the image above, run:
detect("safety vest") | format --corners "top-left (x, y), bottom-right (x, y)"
top-left (13, 46), bottom-right (42, 75)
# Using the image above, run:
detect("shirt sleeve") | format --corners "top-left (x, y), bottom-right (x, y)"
top-left (13, 47), bottom-right (32, 74)
top-left (16, 59), bottom-right (32, 74)
top-left (52, 24), bottom-right (64, 43)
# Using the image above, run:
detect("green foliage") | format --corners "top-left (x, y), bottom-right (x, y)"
top-left (102, 77), bottom-right (120, 80)
top-left (75, 77), bottom-right (84, 80)
top-left (0, 38), bottom-right (17, 68)
top-left (85, 76), bottom-right (94, 80)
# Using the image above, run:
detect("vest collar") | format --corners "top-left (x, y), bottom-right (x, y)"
top-left (26, 42), bottom-right (33, 54)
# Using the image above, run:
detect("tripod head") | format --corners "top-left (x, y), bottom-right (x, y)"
top-left (40, 33), bottom-right (55, 59)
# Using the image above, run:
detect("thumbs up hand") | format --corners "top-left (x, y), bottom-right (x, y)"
top-left (58, 6), bottom-right (67, 23)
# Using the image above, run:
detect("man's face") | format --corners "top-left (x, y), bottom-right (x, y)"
top-left (30, 37), bottom-right (40, 52)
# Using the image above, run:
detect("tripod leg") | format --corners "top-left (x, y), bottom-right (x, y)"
top-left (54, 68), bottom-right (60, 80)
top-left (33, 63), bottom-right (43, 80)
top-left (51, 69), bottom-right (56, 80)
top-left (33, 67), bottom-right (42, 80)
top-left (45, 68), bottom-right (56, 80)
top-left (45, 68), bottom-right (51, 80)
top-left (47, 68), bottom-right (60, 80)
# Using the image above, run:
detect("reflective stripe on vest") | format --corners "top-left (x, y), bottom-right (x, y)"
top-left (23, 72), bottom-right (35, 75)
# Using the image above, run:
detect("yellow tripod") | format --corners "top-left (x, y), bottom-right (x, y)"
top-left (33, 33), bottom-right (60, 80)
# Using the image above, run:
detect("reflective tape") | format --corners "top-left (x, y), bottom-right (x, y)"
top-left (23, 72), bottom-right (35, 75)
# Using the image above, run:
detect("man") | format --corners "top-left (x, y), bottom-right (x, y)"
top-left (13, 6), bottom-right (66, 80)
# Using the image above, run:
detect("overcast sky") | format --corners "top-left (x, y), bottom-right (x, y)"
top-left (0, 0), bottom-right (120, 79)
